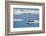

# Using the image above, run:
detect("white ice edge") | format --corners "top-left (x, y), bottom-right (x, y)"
top-left (13, 19), bottom-right (24, 21)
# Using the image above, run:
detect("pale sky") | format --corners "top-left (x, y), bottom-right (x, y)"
top-left (13, 9), bottom-right (39, 15)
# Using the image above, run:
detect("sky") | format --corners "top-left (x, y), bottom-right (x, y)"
top-left (13, 8), bottom-right (39, 15)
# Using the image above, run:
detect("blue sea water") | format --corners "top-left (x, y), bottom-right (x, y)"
top-left (13, 8), bottom-right (39, 28)
top-left (13, 14), bottom-right (39, 28)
